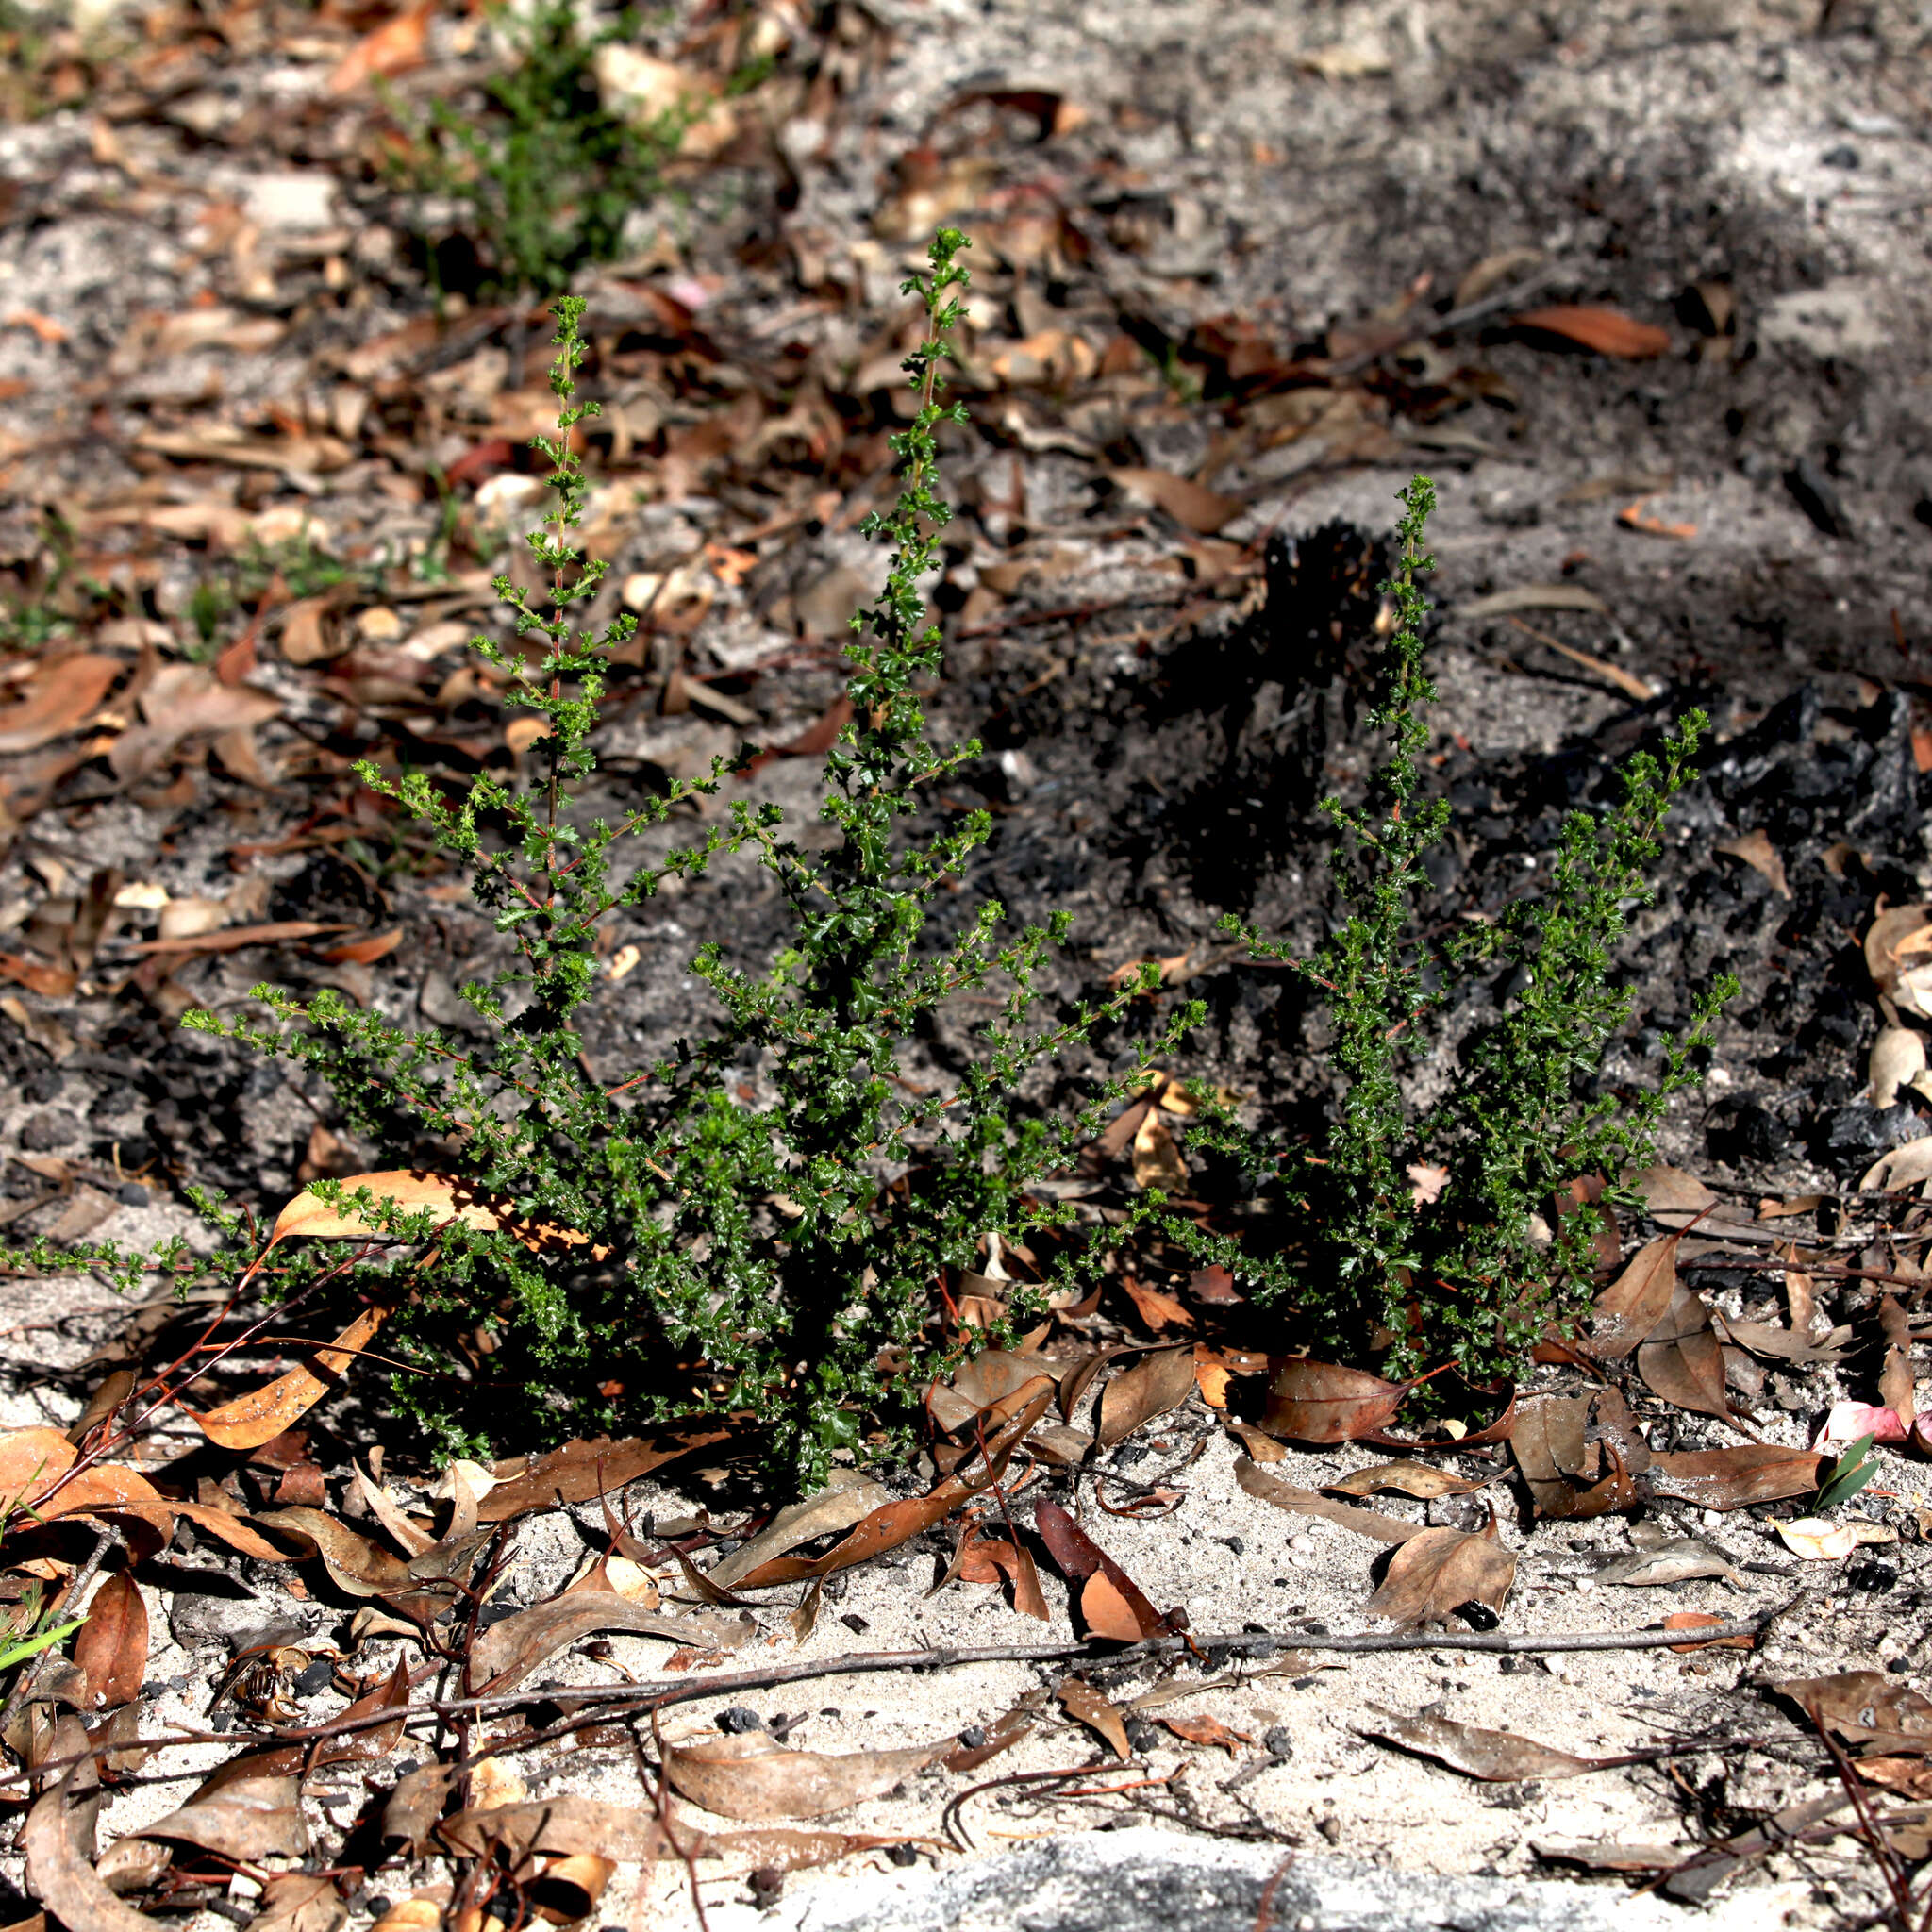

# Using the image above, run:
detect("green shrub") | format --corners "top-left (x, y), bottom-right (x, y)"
top-left (1198, 479), bottom-right (1735, 1391)
top-left (181, 229), bottom-right (1183, 1485)
top-left (401, 0), bottom-right (682, 300)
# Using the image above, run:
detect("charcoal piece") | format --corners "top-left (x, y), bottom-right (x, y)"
top-left (1785, 457), bottom-right (1851, 538)
top-left (1823, 1101), bottom-right (1926, 1159)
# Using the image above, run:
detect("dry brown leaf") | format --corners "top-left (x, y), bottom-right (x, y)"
top-left (138, 1775), bottom-right (309, 1859)
top-left (1034, 1499), bottom-right (1166, 1639)
top-left (1233, 1457), bottom-right (1419, 1543)
top-left (958, 1531), bottom-right (1049, 1621)
top-left (246, 1171), bottom-right (606, 1284)
top-left (1261, 1358), bottom-right (1407, 1442)
top-left (1648, 1444), bottom-right (1827, 1510)
top-left (1130, 1107), bottom-right (1188, 1191)
top-left (1880, 1294), bottom-right (1916, 1427)
top-left (708, 1471), bottom-right (891, 1589)
top-left (174, 1503), bottom-right (290, 1561)
top-left (128, 918), bottom-right (352, 958)
top-left (0, 1425), bottom-right (75, 1499)
top-left (0, 655), bottom-right (123, 756)
top-left (1362, 1713), bottom-right (1594, 1781)
top-left (480, 1426), bottom-right (731, 1521)
top-left (1512, 304), bottom-right (1671, 358)
top-left (466, 1593), bottom-right (748, 1695)
top-left (74, 1574), bottom-right (146, 1711)
top-left (1326, 1461), bottom-right (1487, 1501)
top-left (1716, 828), bottom-right (1790, 899)
top-left (311, 1656), bottom-right (410, 1768)
top-left (328, 0), bottom-right (434, 92)
top-left (1771, 1672), bottom-right (1932, 1755)
top-left (196, 1304), bottom-right (390, 1452)
top-left (1121, 1275), bottom-right (1192, 1331)
top-left (1158, 1713), bottom-right (1252, 1756)
top-left (251, 1873), bottom-right (347, 1932)
top-left (24, 1767), bottom-right (153, 1932)
top-left (1866, 904), bottom-right (1932, 1020)
top-left (731, 1386), bottom-right (1052, 1589)
top-left (661, 1728), bottom-right (944, 1822)
top-left (30, 1462), bottom-right (176, 1539)
top-left (1056, 1678), bottom-right (1129, 1759)
top-left (1661, 1612), bottom-right (1755, 1652)
top-left (1108, 466), bottom-right (1241, 535)
top-left (1636, 1282), bottom-right (1732, 1422)
top-left (108, 662), bottom-right (281, 786)
top-left (1096, 1346), bottom-right (1196, 1450)
top-left (1589, 1233), bottom-right (1682, 1361)
top-left (1364, 1525), bottom-right (1516, 1628)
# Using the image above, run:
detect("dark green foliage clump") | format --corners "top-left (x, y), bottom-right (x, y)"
top-left (404, 0), bottom-right (681, 299)
top-left (1212, 480), bottom-right (1734, 1389)
top-left (186, 231), bottom-right (1178, 1485)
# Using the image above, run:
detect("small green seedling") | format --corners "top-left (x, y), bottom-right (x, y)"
top-left (1814, 1432), bottom-right (1879, 1511)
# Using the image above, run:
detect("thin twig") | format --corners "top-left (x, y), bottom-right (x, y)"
top-left (0, 1607), bottom-right (1792, 1791)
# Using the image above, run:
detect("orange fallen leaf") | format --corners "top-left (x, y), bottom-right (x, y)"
top-left (129, 920), bottom-right (352, 958)
top-left (1617, 498), bottom-right (1698, 541)
top-left (318, 928), bottom-right (404, 966)
top-left (1663, 1612), bottom-right (1754, 1653)
top-left (4, 308), bottom-right (68, 346)
top-left (244, 1170), bottom-right (607, 1286)
top-left (1513, 305), bottom-right (1670, 358)
top-left (195, 1304), bottom-right (391, 1452)
top-left (329, 0), bottom-right (434, 93)
top-left (1158, 1713), bottom-right (1253, 1757)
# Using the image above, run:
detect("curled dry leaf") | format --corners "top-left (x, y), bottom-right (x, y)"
top-left (1326, 1461), bottom-right (1487, 1501)
top-left (245, 1171), bottom-right (607, 1285)
top-left (1130, 1106), bottom-right (1189, 1191)
top-left (1508, 1388), bottom-right (1648, 1519)
top-left (1647, 1444), bottom-right (1827, 1509)
top-left (1588, 1234), bottom-right (1682, 1361)
top-left (1869, 1026), bottom-right (1927, 1108)
top-left (1661, 1612), bottom-right (1754, 1652)
top-left (479, 1425), bottom-right (732, 1521)
top-left (196, 1304), bottom-right (390, 1452)
top-left (1771, 1672), bottom-right (1932, 1755)
top-left (1362, 1713), bottom-right (1596, 1781)
top-left (1858, 1139), bottom-right (1932, 1194)
top-left (1159, 1713), bottom-right (1252, 1756)
top-left (0, 654), bottom-right (123, 756)
top-left (108, 661), bottom-right (281, 787)
top-left (1511, 304), bottom-right (1671, 358)
top-left (251, 1873), bottom-right (347, 1932)
top-left (710, 1471), bottom-right (891, 1590)
top-left (1056, 1677), bottom-right (1129, 1760)
top-left (1375, 1723), bottom-right (1599, 1777)
top-left (312, 1655), bottom-right (410, 1767)
top-left (1261, 1359), bottom-right (1407, 1443)
top-left (1034, 1499), bottom-right (1167, 1641)
top-left (1818, 1400), bottom-right (1908, 1446)
top-left (137, 1775), bottom-right (310, 1859)
top-left (660, 1728), bottom-right (944, 1822)
top-left (466, 1593), bottom-right (750, 1694)
top-left (1636, 1283), bottom-right (1732, 1423)
top-left (1096, 1345), bottom-right (1196, 1450)
top-left (731, 1384), bottom-right (1052, 1590)
top-left (1866, 905), bottom-right (1932, 1022)
top-left (24, 1768), bottom-right (154, 1932)
top-left (1364, 1524), bottom-right (1516, 1629)
top-left (74, 1574), bottom-right (146, 1711)
top-left (1776, 1516), bottom-right (1897, 1561)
